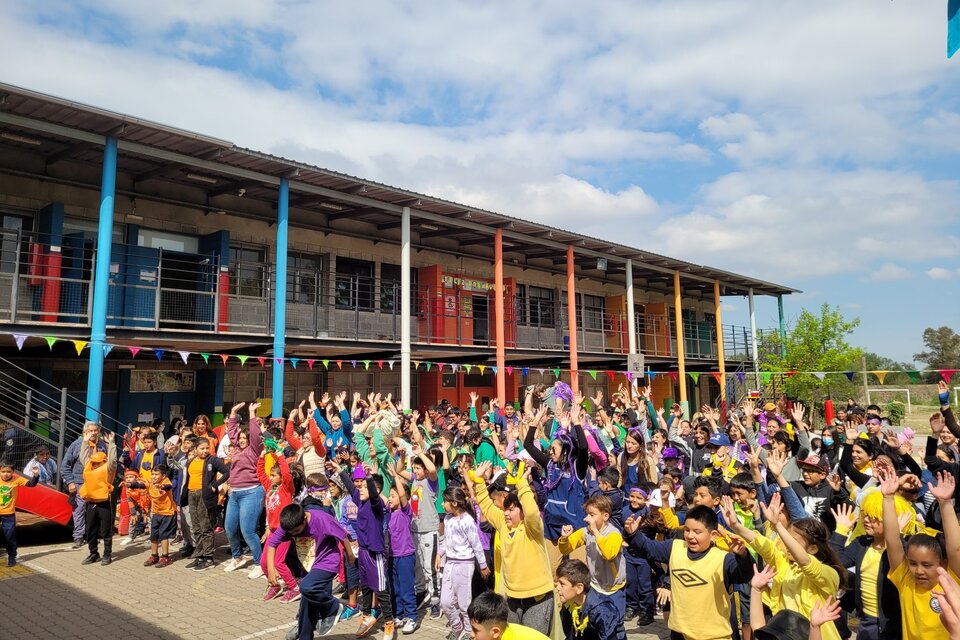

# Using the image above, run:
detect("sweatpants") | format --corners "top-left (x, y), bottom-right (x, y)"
top-left (414, 530), bottom-right (440, 602)
top-left (1, 514), bottom-right (17, 559)
top-left (188, 491), bottom-right (215, 559)
top-left (391, 554), bottom-right (417, 621)
top-left (359, 547), bottom-right (393, 619)
top-left (84, 499), bottom-right (113, 557)
top-left (296, 568), bottom-right (340, 640)
top-left (507, 591), bottom-right (554, 638)
top-left (179, 504), bottom-right (195, 549)
top-left (625, 559), bottom-right (655, 616)
top-left (71, 493), bottom-right (86, 542)
top-left (262, 536), bottom-right (298, 590)
top-left (440, 561), bottom-right (475, 633)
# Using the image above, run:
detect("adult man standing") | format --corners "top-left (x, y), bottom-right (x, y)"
top-left (61, 422), bottom-right (108, 549)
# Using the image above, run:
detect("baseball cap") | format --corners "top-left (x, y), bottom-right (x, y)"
top-left (662, 447), bottom-right (680, 459)
top-left (707, 433), bottom-right (731, 448)
top-left (352, 465), bottom-right (366, 480)
top-left (798, 454), bottom-right (829, 473)
top-left (764, 402), bottom-right (776, 411)
top-left (90, 451), bottom-right (107, 463)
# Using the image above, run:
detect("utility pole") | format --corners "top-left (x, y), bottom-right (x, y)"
top-left (861, 355), bottom-right (869, 405)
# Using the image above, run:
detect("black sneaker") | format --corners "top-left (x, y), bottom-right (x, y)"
top-left (317, 603), bottom-right (344, 636)
top-left (416, 591), bottom-right (429, 610)
top-left (71, 540), bottom-right (85, 550)
top-left (184, 557), bottom-right (202, 569)
top-left (180, 546), bottom-right (195, 559)
top-left (636, 612), bottom-right (654, 626)
top-left (624, 608), bottom-right (637, 621)
top-left (193, 557), bottom-right (214, 571)
top-left (101, 555), bottom-right (112, 566)
top-left (430, 605), bottom-right (442, 620)
top-left (81, 553), bottom-right (101, 565)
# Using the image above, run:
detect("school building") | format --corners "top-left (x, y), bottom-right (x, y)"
top-left (0, 82), bottom-right (795, 428)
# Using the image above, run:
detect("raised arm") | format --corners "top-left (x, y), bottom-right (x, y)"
top-left (879, 468), bottom-right (905, 571)
top-left (930, 472), bottom-right (960, 577)
top-left (523, 424), bottom-right (550, 468)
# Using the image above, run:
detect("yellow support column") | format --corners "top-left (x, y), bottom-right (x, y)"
top-left (673, 271), bottom-right (688, 417)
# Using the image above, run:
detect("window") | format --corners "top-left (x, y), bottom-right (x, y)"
top-left (517, 285), bottom-right (555, 327)
top-left (229, 244), bottom-right (267, 298)
top-left (463, 371), bottom-right (494, 387)
top-left (379, 264), bottom-right (419, 313)
top-left (335, 257), bottom-right (374, 310)
top-left (582, 294), bottom-right (605, 331)
top-left (287, 252), bottom-right (321, 304)
top-left (224, 371), bottom-right (265, 409)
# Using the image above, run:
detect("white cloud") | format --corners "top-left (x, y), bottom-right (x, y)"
top-left (869, 263), bottom-right (912, 282)
top-left (927, 267), bottom-right (956, 280)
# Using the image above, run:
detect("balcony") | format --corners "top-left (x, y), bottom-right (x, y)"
top-left (0, 231), bottom-right (757, 362)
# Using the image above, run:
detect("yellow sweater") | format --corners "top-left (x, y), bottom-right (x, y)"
top-left (475, 475), bottom-right (554, 598)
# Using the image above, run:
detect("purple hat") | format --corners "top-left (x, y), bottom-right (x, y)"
top-left (553, 381), bottom-right (573, 405)
top-left (352, 465), bottom-right (366, 480)
top-left (662, 447), bottom-right (680, 459)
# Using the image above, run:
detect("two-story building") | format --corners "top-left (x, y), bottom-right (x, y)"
top-left (0, 83), bottom-right (794, 427)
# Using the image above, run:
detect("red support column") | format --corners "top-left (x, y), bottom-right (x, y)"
top-left (495, 229), bottom-right (506, 405)
top-left (566, 245), bottom-right (579, 396)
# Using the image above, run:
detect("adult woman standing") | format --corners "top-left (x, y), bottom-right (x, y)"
top-left (221, 401), bottom-right (266, 579)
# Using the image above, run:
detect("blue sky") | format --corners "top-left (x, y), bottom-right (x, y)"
top-left (1, 1), bottom-right (959, 364)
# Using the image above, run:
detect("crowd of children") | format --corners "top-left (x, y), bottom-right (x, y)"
top-left (6, 379), bottom-right (960, 640)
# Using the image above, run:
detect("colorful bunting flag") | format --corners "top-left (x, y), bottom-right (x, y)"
top-left (491, 366), bottom-right (498, 375)
top-left (350, 360), bottom-right (357, 369)
top-left (290, 358), bottom-right (299, 369)
top-left (388, 361), bottom-right (395, 370)
top-left (760, 372), bottom-right (772, 384)
top-left (238, 355), bottom-right (249, 366)
top-left (336, 360), bottom-right (343, 369)
top-left (648, 371), bottom-right (657, 382)
top-left (605, 371), bottom-right (615, 381)
top-left (425, 362), bottom-right (431, 371)
top-left (376, 360), bottom-right (383, 370)
top-left (668, 372), bottom-right (678, 382)
top-left (588, 370), bottom-right (597, 380)
top-left (689, 372), bottom-right (700, 383)
top-left (940, 369), bottom-right (959, 383)
top-left (102, 344), bottom-right (112, 356)
top-left (221, 354), bottom-right (229, 365)
top-left (45, 336), bottom-right (57, 350)
top-left (553, 368), bottom-right (561, 377)
top-left (129, 346), bottom-right (140, 358)
top-left (13, 334), bottom-right (26, 350)
top-left (178, 350), bottom-right (190, 364)
top-left (785, 371), bottom-right (798, 378)
top-left (844, 372), bottom-right (855, 381)
top-left (812, 372), bottom-right (827, 381)
top-left (521, 367), bottom-right (529, 377)
top-left (321, 359), bottom-right (329, 369)
top-left (413, 361), bottom-right (420, 370)
top-left (154, 349), bottom-right (165, 361)
top-left (711, 372), bottom-right (722, 385)
top-left (735, 372), bottom-right (745, 384)
top-left (464, 364), bottom-right (473, 374)
top-left (873, 371), bottom-right (889, 384)
top-left (506, 366), bottom-right (513, 375)
top-left (258, 356), bottom-right (267, 367)
top-left (450, 364), bottom-right (458, 373)
top-left (73, 340), bottom-right (88, 355)
top-left (201, 353), bottom-right (210, 364)
top-left (626, 372), bottom-right (634, 383)
top-left (306, 359), bottom-right (315, 370)
top-left (907, 371), bottom-right (921, 383)
top-left (275, 358), bottom-right (283, 365)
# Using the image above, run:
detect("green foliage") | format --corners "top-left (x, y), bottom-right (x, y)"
top-left (761, 303), bottom-right (863, 409)
top-left (885, 400), bottom-right (906, 426)
top-left (863, 351), bottom-right (912, 385)
top-left (915, 326), bottom-right (960, 370)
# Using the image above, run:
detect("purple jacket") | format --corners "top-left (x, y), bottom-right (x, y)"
top-left (228, 415), bottom-right (263, 489)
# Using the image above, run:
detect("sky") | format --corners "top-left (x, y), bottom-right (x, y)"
top-left (0, 1), bottom-right (958, 365)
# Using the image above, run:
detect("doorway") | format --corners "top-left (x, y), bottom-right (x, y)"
top-left (159, 251), bottom-right (214, 330)
top-left (472, 294), bottom-right (489, 344)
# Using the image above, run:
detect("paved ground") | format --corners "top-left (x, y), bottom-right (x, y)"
top-left (1, 517), bottom-right (671, 640)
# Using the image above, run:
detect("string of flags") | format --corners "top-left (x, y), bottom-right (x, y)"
top-left (5, 331), bottom-right (959, 385)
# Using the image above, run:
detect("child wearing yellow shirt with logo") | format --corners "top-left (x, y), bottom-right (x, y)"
top-left (0, 458), bottom-right (40, 567)
top-left (880, 469), bottom-right (960, 640)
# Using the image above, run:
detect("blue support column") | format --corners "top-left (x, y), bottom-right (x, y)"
top-left (271, 178), bottom-right (289, 419)
top-left (777, 294), bottom-right (787, 357)
top-left (85, 136), bottom-right (118, 421)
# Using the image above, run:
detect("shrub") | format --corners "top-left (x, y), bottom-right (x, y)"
top-left (885, 400), bottom-right (906, 426)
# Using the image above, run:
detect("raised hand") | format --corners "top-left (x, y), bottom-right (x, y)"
top-left (790, 402), bottom-right (806, 426)
top-left (877, 468), bottom-right (899, 497)
top-left (623, 516), bottom-right (639, 535)
top-left (934, 567), bottom-right (960, 636)
top-left (474, 460), bottom-right (493, 481)
top-left (248, 401), bottom-right (261, 415)
top-left (592, 390), bottom-right (604, 408)
top-left (320, 392), bottom-right (330, 405)
top-left (230, 402), bottom-right (246, 416)
top-left (940, 381), bottom-right (952, 406)
top-left (929, 471), bottom-right (957, 503)
top-left (469, 391), bottom-right (479, 406)
top-left (759, 492), bottom-right (783, 525)
top-left (809, 596), bottom-right (842, 628)
top-left (719, 495), bottom-right (739, 529)
top-left (832, 503), bottom-right (857, 532)
top-left (827, 472), bottom-right (842, 492)
top-left (932, 412), bottom-right (946, 437)
top-left (750, 563), bottom-right (776, 591)
top-left (766, 449), bottom-right (787, 477)
top-left (845, 421), bottom-right (860, 443)
top-left (560, 524), bottom-right (575, 538)
top-left (740, 398), bottom-right (755, 416)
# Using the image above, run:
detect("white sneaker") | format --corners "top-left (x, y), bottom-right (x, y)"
top-left (247, 565), bottom-right (264, 580)
top-left (223, 556), bottom-right (249, 572)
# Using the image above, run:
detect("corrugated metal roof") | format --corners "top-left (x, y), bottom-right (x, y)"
top-left (0, 81), bottom-right (798, 296)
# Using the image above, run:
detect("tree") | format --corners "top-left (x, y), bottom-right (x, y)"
top-left (761, 304), bottom-right (863, 414)
top-left (863, 352), bottom-right (911, 386)
top-left (915, 327), bottom-right (960, 370)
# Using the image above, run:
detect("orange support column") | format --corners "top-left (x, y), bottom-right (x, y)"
top-left (673, 271), bottom-right (687, 416)
top-left (494, 229), bottom-right (506, 405)
top-left (714, 280), bottom-right (726, 417)
top-left (566, 245), bottom-right (579, 396)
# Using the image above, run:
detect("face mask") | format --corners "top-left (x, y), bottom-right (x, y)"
top-left (822, 437), bottom-right (834, 447)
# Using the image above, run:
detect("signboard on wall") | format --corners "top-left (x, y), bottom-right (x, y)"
top-left (130, 371), bottom-right (196, 393)
top-left (441, 275), bottom-right (495, 292)
top-left (627, 354), bottom-right (645, 373)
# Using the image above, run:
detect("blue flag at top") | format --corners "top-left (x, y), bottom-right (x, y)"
top-left (950, 0), bottom-right (960, 58)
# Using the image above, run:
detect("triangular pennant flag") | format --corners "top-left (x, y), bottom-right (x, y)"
top-left (521, 367), bottom-right (529, 377)
top-left (588, 371), bottom-right (597, 380)
top-left (201, 353), bottom-right (210, 364)
top-left (129, 346), bottom-right (141, 358)
top-left (553, 368), bottom-right (561, 377)
top-left (464, 364), bottom-right (473, 374)
top-left (290, 358), bottom-right (299, 369)
top-left (306, 359), bottom-right (315, 370)
top-left (178, 350), bottom-right (190, 364)
top-left (478, 365), bottom-right (485, 374)
top-left (275, 358), bottom-right (283, 365)
top-left (668, 371), bottom-right (679, 382)
top-left (907, 371), bottom-right (921, 383)
top-left (45, 336), bottom-right (57, 350)
top-left (605, 371), bottom-right (616, 381)
top-left (13, 334), bottom-right (26, 350)
top-left (258, 356), bottom-right (266, 368)
top-left (813, 372), bottom-right (827, 381)
top-left (102, 344), bottom-right (112, 357)
top-left (506, 366), bottom-right (513, 375)
top-left (785, 371), bottom-right (798, 378)
top-left (492, 366), bottom-right (498, 375)
top-left (648, 371), bottom-right (657, 382)
top-left (450, 364), bottom-right (458, 373)
top-left (388, 361), bottom-right (395, 370)
top-left (154, 349), bottom-right (165, 361)
top-left (336, 360), bottom-right (343, 369)
top-left (874, 371), bottom-right (888, 384)
top-left (760, 372), bottom-right (772, 385)
top-left (536, 369), bottom-right (545, 375)
top-left (844, 371), bottom-right (855, 381)
top-left (322, 360), bottom-right (330, 369)
top-left (350, 360), bottom-right (357, 369)
top-left (73, 340), bottom-right (88, 355)
top-left (940, 369), bottom-right (959, 383)
top-left (711, 372), bottom-right (722, 385)
top-left (376, 360), bottom-right (383, 370)
top-left (238, 355), bottom-right (249, 366)
top-left (735, 372), bottom-right (745, 384)
top-left (626, 372), bottom-right (634, 382)
top-left (221, 354), bottom-right (229, 366)
top-left (425, 362), bottom-right (432, 371)
top-left (412, 361), bottom-right (420, 370)
top-left (437, 363), bottom-right (446, 371)
top-left (689, 372), bottom-right (700, 383)
top-left (362, 360), bottom-right (369, 370)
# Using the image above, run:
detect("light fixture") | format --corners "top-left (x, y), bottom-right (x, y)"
top-left (127, 213), bottom-right (143, 222)
top-left (216, 210), bottom-right (227, 216)
top-left (420, 224), bottom-right (439, 231)
top-left (319, 202), bottom-right (345, 211)
top-left (1, 132), bottom-right (42, 145)
top-left (186, 173), bottom-right (218, 184)
top-left (597, 258), bottom-right (608, 271)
